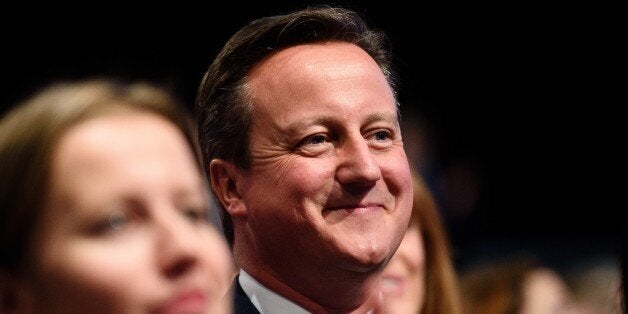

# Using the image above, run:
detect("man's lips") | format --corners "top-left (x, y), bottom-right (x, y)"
top-left (323, 203), bottom-right (385, 212)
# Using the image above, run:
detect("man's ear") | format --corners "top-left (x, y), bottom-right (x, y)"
top-left (209, 159), bottom-right (247, 217)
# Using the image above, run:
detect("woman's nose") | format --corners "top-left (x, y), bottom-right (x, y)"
top-left (155, 212), bottom-right (200, 279)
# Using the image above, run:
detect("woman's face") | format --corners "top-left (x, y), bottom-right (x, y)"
top-left (380, 221), bottom-right (425, 313)
top-left (25, 112), bottom-right (233, 313)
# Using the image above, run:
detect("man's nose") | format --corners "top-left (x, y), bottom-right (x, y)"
top-left (335, 136), bottom-right (382, 188)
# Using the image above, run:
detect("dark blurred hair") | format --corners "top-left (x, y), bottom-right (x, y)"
top-left (622, 230), bottom-right (626, 313)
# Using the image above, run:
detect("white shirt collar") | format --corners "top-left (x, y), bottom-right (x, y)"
top-left (239, 270), bottom-right (310, 314)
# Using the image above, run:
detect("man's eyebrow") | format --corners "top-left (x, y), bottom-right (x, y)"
top-left (363, 112), bottom-right (399, 126)
top-left (284, 116), bottom-right (335, 133)
top-left (283, 113), bottom-right (399, 133)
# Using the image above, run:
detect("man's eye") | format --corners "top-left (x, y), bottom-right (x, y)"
top-left (294, 133), bottom-right (334, 156)
top-left (373, 130), bottom-right (391, 141)
top-left (304, 134), bottom-right (328, 145)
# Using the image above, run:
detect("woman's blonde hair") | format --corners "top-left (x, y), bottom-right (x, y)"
top-left (412, 174), bottom-right (462, 314)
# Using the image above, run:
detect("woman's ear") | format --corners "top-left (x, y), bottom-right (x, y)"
top-left (0, 270), bottom-right (33, 313)
top-left (209, 159), bottom-right (247, 217)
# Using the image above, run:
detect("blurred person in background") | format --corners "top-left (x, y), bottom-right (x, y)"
top-left (0, 80), bottom-right (233, 313)
top-left (460, 257), bottom-right (578, 314)
top-left (381, 172), bottom-right (461, 314)
top-left (565, 258), bottom-right (621, 313)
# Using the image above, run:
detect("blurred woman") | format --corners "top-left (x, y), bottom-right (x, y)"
top-left (0, 80), bottom-right (233, 313)
top-left (381, 173), bottom-right (461, 314)
top-left (460, 258), bottom-right (576, 314)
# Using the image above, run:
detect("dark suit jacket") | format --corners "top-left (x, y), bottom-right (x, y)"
top-left (231, 275), bottom-right (261, 314)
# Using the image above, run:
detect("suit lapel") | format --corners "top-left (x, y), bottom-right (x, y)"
top-left (232, 275), bottom-right (261, 314)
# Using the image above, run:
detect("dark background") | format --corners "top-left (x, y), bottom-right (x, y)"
top-left (1, 2), bottom-right (622, 268)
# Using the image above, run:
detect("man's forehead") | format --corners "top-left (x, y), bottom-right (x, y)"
top-left (249, 42), bottom-right (380, 81)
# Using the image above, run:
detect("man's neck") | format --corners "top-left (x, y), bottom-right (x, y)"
top-left (239, 264), bottom-right (382, 313)
top-left (239, 270), bottom-right (309, 314)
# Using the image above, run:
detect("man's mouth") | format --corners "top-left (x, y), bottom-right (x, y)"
top-left (323, 203), bottom-right (384, 213)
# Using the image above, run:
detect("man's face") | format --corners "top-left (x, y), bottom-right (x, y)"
top-left (237, 42), bottom-right (412, 276)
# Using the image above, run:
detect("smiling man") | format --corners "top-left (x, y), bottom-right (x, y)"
top-left (196, 7), bottom-right (413, 313)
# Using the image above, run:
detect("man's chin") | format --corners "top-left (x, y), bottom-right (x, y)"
top-left (334, 242), bottom-right (392, 273)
